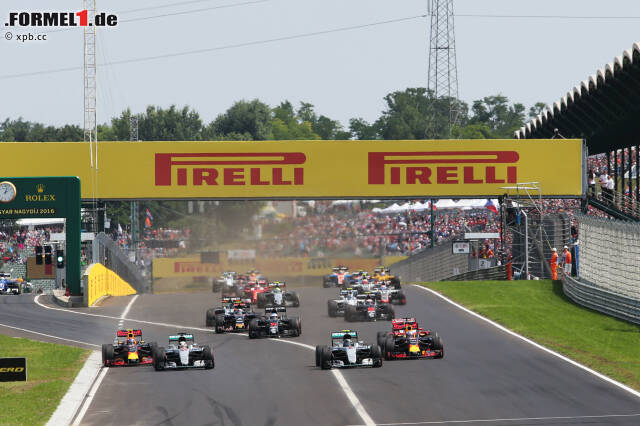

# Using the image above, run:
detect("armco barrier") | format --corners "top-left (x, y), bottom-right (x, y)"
top-left (390, 244), bottom-right (470, 283)
top-left (561, 271), bottom-right (640, 325)
top-left (84, 263), bottom-right (137, 307)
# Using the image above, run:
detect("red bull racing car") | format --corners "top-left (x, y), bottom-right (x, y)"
top-left (376, 318), bottom-right (444, 360)
top-left (102, 329), bottom-right (157, 367)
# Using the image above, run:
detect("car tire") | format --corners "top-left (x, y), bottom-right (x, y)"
top-left (396, 291), bottom-right (407, 305)
top-left (315, 345), bottom-right (323, 367)
top-left (391, 277), bottom-right (401, 289)
top-left (257, 293), bottom-right (266, 309)
top-left (289, 317), bottom-right (301, 337)
top-left (384, 335), bottom-right (395, 360)
top-left (248, 318), bottom-right (259, 339)
top-left (153, 347), bottom-right (166, 371)
top-left (432, 335), bottom-right (444, 358)
top-left (328, 300), bottom-right (338, 317)
top-left (203, 345), bottom-right (215, 369)
top-left (371, 344), bottom-right (383, 368)
top-left (320, 345), bottom-right (332, 370)
top-left (345, 305), bottom-right (355, 322)
top-left (215, 314), bottom-right (225, 334)
top-left (323, 277), bottom-right (331, 288)
top-left (206, 309), bottom-right (216, 327)
top-left (101, 344), bottom-right (114, 367)
top-left (376, 331), bottom-right (387, 349)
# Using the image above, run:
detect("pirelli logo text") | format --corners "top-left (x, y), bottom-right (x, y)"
top-left (155, 153), bottom-right (306, 187)
top-left (368, 151), bottom-right (519, 185)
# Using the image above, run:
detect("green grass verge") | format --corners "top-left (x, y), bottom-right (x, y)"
top-left (0, 335), bottom-right (90, 425)
top-left (419, 280), bottom-right (640, 391)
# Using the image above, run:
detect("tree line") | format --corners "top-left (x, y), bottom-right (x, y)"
top-left (0, 89), bottom-right (546, 142)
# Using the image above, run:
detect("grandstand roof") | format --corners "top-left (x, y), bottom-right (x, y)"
top-left (514, 42), bottom-right (640, 154)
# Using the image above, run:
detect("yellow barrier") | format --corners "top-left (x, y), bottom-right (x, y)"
top-left (87, 263), bottom-right (137, 306)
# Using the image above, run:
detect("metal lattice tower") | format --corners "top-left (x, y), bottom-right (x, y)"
top-left (83, 0), bottom-right (97, 148)
top-left (427, 0), bottom-right (460, 138)
top-left (130, 116), bottom-right (138, 141)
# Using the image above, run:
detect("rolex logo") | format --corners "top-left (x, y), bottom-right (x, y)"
top-left (36, 184), bottom-right (45, 194)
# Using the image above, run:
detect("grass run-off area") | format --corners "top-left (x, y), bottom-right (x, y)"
top-left (0, 334), bottom-right (89, 425)
top-left (420, 280), bottom-right (640, 391)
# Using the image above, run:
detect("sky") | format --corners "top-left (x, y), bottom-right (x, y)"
top-left (2, 0), bottom-right (640, 130)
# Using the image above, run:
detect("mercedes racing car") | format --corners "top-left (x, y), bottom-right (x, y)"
top-left (315, 330), bottom-right (383, 369)
top-left (153, 333), bottom-right (214, 370)
top-left (344, 293), bottom-right (394, 322)
top-left (102, 329), bottom-right (157, 367)
top-left (206, 297), bottom-right (257, 333)
top-left (248, 306), bottom-right (301, 338)
top-left (256, 282), bottom-right (300, 308)
top-left (377, 318), bottom-right (444, 360)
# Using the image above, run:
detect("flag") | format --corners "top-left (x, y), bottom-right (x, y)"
top-left (485, 199), bottom-right (498, 214)
top-left (117, 223), bottom-right (123, 234)
top-left (145, 208), bottom-right (153, 228)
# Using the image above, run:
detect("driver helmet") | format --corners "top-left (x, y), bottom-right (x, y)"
top-left (380, 285), bottom-right (387, 291)
top-left (126, 337), bottom-right (136, 345)
top-left (362, 279), bottom-right (368, 285)
top-left (270, 312), bottom-right (278, 321)
top-left (179, 340), bottom-right (188, 349)
top-left (273, 286), bottom-right (282, 292)
top-left (343, 333), bottom-right (352, 346)
top-left (405, 324), bottom-right (413, 332)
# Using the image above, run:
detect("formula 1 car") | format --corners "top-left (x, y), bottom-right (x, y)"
top-left (242, 279), bottom-right (269, 304)
top-left (206, 297), bottom-right (257, 333)
top-left (257, 283), bottom-right (300, 308)
top-left (377, 318), bottom-right (444, 360)
top-left (0, 274), bottom-right (21, 295)
top-left (322, 266), bottom-right (352, 288)
top-left (102, 329), bottom-right (157, 367)
top-left (213, 271), bottom-right (238, 294)
top-left (327, 288), bottom-right (359, 317)
top-left (153, 333), bottom-right (214, 370)
top-left (377, 285), bottom-right (407, 305)
top-left (372, 266), bottom-right (401, 289)
top-left (344, 294), bottom-right (394, 322)
top-left (315, 330), bottom-right (383, 369)
top-left (248, 306), bottom-right (301, 338)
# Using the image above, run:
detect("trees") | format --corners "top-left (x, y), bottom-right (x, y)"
top-left (469, 95), bottom-right (526, 139)
top-left (211, 99), bottom-right (272, 141)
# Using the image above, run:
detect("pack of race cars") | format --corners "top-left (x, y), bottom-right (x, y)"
top-left (100, 265), bottom-right (443, 373)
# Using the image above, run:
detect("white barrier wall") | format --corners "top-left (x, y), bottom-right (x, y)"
top-left (577, 213), bottom-right (640, 300)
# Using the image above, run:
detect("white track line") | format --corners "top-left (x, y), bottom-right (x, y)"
top-left (413, 284), bottom-right (640, 399)
top-left (264, 338), bottom-right (376, 426)
top-left (33, 295), bottom-right (376, 426)
top-left (120, 295), bottom-right (138, 320)
top-left (70, 366), bottom-right (109, 426)
top-left (0, 322), bottom-right (100, 348)
top-left (350, 412), bottom-right (640, 425)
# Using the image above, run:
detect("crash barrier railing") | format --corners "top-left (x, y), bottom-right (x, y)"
top-left (441, 265), bottom-right (507, 282)
top-left (561, 271), bottom-right (640, 325)
top-left (576, 213), bottom-right (640, 301)
top-left (391, 243), bottom-right (470, 283)
top-left (84, 263), bottom-right (137, 307)
top-left (92, 232), bottom-right (149, 293)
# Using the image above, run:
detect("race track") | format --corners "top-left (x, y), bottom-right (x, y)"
top-left (1, 283), bottom-right (639, 426)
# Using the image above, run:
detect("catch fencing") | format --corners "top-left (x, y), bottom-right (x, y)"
top-left (576, 213), bottom-right (640, 300)
top-left (92, 232), bottom-right (150, 293)
top-left (390, 244), bottom-right (471, 282)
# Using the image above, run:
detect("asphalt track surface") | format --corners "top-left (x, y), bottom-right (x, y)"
top-left (1, 285), bottom-right (640, 426)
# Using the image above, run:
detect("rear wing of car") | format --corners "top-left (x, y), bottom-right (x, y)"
top-left (264, 306), bottom-right (287, 314)
top-left (222, 297), bottom-right (242, 303)
top-left (169, 334), bottom-right (194, 342)
top-left (331, 330), bottom-right (358, 339)
top-left (116, 329), bottom-right (142, 337)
